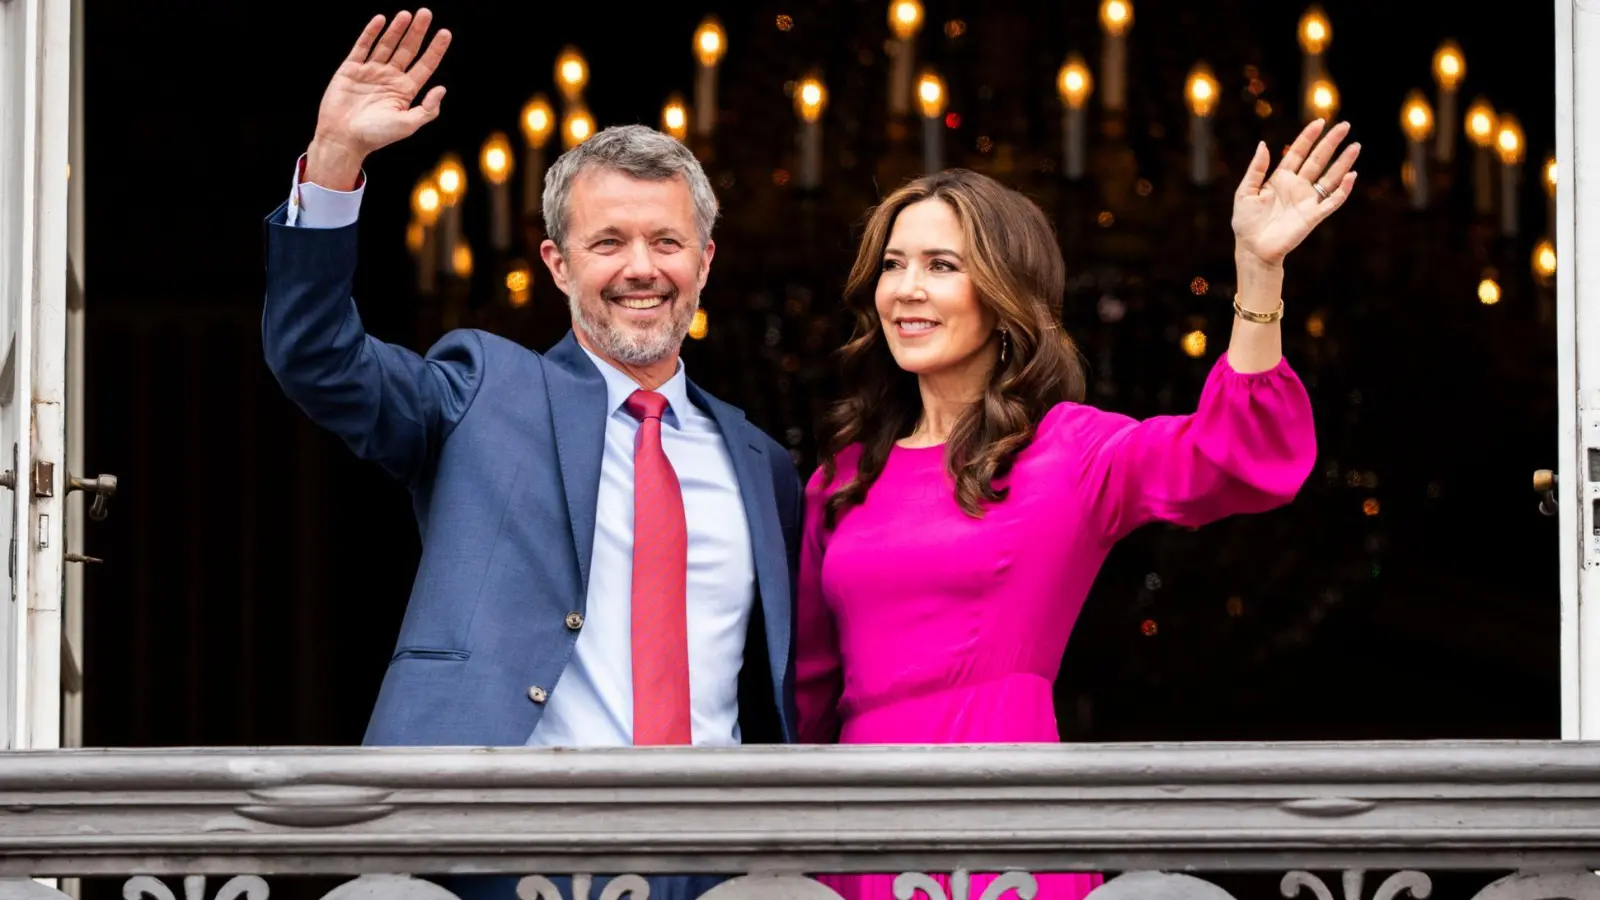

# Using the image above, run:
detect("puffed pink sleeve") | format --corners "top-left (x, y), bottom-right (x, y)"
top-left (795, 466), bottom-right (844, 743)
top-left (1063, 353), bottom-right (1317, 544)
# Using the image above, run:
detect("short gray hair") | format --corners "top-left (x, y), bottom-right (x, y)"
top-left (541, 124), bottom-right (719, 250)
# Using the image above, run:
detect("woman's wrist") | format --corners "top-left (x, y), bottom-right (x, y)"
top-left (1234, 251), bottom-right (1286, 314)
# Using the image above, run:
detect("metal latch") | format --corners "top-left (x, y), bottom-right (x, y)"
top-left (0, 460), bottom-right (119, 564)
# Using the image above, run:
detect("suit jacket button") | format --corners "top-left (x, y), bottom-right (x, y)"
top-left (528, 686), bottom-right (548, 703)
top-left (565, 612), bottom-right (584, 630)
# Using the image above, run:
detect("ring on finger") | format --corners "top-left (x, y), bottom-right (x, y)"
top-left (1312, 180), bottom-right (1330, 200)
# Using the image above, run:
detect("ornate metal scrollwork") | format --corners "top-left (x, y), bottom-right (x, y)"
top-left (0, 868), bottom-right (1587, 900)
top-left (1281, 870), bottom-right (1431, 900)
top-left (890, 870), bottom-right (1037, 900)
top-left (123, 876), bottom-right (271, 900)
top-left (517, 874), bottom-right (652, 900)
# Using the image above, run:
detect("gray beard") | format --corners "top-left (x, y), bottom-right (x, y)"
top-left (569, 291), bottom-right (694, 367)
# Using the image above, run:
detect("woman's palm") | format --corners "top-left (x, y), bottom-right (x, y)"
top-left (1232, 167), bottom-right (1324, 265)
top-left (1230, 120), bottom-right (1361, 267)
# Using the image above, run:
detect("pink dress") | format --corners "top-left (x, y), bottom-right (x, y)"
top-left (795, 354), bottom-right (1317, 900)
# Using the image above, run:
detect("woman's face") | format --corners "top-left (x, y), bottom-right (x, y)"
top-left (874, 199), bottom-right (999, 378)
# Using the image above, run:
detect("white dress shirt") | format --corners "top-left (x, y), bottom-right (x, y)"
top-left (285, 161), bottom-right (757, 747)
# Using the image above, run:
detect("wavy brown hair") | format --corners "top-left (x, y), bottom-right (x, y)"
top-left (819, 168), bottom-right (1087, 526)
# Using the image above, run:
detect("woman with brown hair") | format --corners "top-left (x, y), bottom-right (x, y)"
top-left (796, 119), bottom-right (1359, 900)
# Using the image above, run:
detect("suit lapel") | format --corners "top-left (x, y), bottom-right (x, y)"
top-left (687, 381), bottom-right (792, 682)
top-left (543, 332), bottom-right (608, 597)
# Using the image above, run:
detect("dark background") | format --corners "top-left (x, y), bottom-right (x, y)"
top-left (77, 0), bottom-right (1559, 749)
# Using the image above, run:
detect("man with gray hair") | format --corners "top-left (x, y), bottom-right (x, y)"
top-left (260, 11), bottom-right (803, 897)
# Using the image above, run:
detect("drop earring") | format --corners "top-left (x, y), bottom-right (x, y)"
top-left (999, 328), bottom-right (1011, 364)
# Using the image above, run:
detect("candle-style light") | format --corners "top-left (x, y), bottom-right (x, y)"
top-left (519, 94), bottom-right (554, 217)
top-left (662, 93), bottom-right (690, 142)
top-left (1057, 54), bottom-right (1093, 180)
top-left (435, 153), bottom-right (466, 280)
top-left (1431, 41), bottom-right (1465, 164)
top-left (562, 103), bottom-right (595, 150)
top-left (1465, 96), bottom-right (1498, 215)
top-left (451, 240), bottom-right (473, 280)
top-left (693, 17), bottom-right (726, 139)
top-left (1496, 113), bottom-right (1525, 237)
top-left (1543, 154), bottom-right (1557, 237)
top-left (1533, 237), bottom-right (1557, 283)
top-left (1478, 275), bottom-right (1501, 306)
top-left (917, 69), bottom-right (946, 173)
top-left (506, 262), bottom-right (532, 308)
top-left (1298, 5), bottom-right (1331, 120)
top-left (1304, 76), bottom-right (1339, 125)
top-left (689, 308), bottom-right (709, 340)
top-left (1098, 0), bottom-right (1132, 113)
top-left (479, 131), bottom-right (514, 252)
top-left (887, 1), bottom-right (924, 120)
top-left (410, 176), bottom-right (441, 294)
top-left (555, 47), bottom-right (588, 101)
top-left (795, 74), bottom-right (828, 190)
top-left (1400, 90), bottom-right (1433, 209)
top-left (1185, 63), bottom-right (1219, 186)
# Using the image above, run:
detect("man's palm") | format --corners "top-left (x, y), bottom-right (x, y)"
top-left (317, 10), bottom-right (451, 156)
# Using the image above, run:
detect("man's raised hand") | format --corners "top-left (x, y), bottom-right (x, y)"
top-left (305, 10), bottom-right (452, 190)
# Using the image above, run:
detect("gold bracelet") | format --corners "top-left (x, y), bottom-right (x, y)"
top-left (1233, 295), bottom-right (1284, 324)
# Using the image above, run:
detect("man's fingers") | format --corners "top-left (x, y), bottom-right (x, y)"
top-left (407, 28), bottom-right (452, 91)
top-left (390, 7), bottom-right (432, 70)
top-left (369, 9), bottom-right (413, 65)
top-left (344, 15), bottom-right (385, 64)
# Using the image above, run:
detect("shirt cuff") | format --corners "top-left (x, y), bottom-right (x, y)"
top-left (286, 154), bottom-right (366, 228)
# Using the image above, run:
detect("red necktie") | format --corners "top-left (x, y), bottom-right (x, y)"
top-left (623, 389), bottom-right (692, 745)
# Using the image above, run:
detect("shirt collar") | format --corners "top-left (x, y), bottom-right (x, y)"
top-left (578, 343), bottom-right (692, 429)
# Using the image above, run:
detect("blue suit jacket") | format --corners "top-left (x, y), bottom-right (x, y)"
top-left (260, 202), bottom-right (803, 746)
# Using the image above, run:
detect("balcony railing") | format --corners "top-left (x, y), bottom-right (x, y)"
top-left (3, 741), bottom-right (1600, 900)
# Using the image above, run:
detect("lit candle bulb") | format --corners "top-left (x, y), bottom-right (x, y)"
top-left (1098, 0), bottom-right (1132, 113)
top-left (1431, 41), bottom-right (1465, 164)
top-left (1478, 275), bottom-right (1501, 306)
top-left (1465, 97), bottom-right (1498, 216)
top-left (917, 70), bottom-right (946, 173)
top-left (1543, 154), bottom-right (1557, 238)
top-left (1306, 76), bottom-right (1339, 124)
top-left (1185, 63), bottom-right (1218, 186)
top-left (1496, 113), bottom-right (1525, 237)
top-left (451, 240), bottom-right (473, 280)
top-left (519, 94), bottom-right (554, 217)
top-left (795, 74), bottom-right (827, 190)
top-left (555, 47), bottom-right (588, 101)
top-left (693, 18), bottom-right (726, 139)
top-left (1533, 237), bottom-right (1556, 283)
top-left (887, 1), bottom-right (924, 120)
top-left (1298, 5), bottom-right (1330, 121)
top-left (662, 93), bottom-right (689, 142)
top-left (1400, 90), bottom-right (1433, 209)
top-left (562, 103), bottom-right (595, 150)
top-left (506, 262), bottom-right (532, 308)
top-left (434, 153), bottom-right (466, 280)
top-left (411, 176), bottom-right (441, 294)
top-left (1057, 54), bottom-right (1092, 180)
top-left (479, 131), bottom-right (514, 252)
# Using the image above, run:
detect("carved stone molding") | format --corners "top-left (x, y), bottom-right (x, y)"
top-left (8, 743), bottom-right (1600, 875)
top-left (3, 870), bottom-right (1598, 900)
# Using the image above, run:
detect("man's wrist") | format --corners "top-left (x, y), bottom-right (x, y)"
top-left (304, 136), bottom-right (367, 192)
